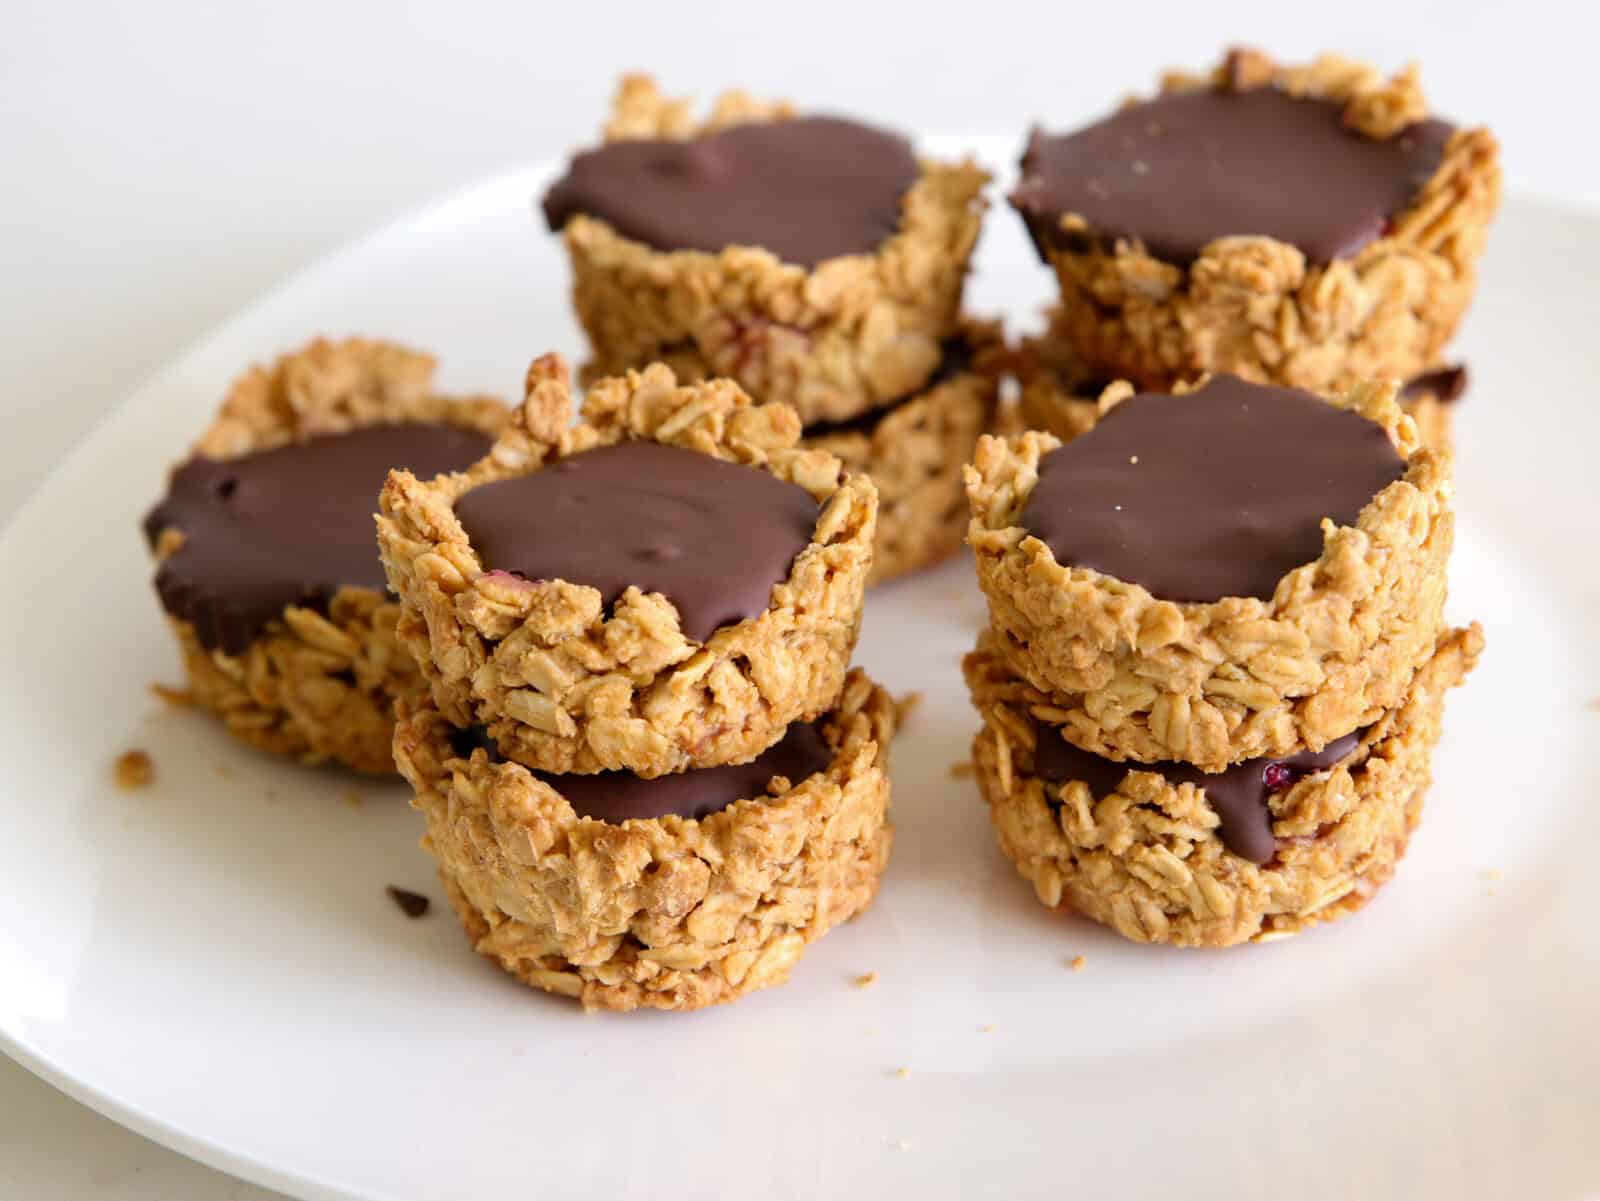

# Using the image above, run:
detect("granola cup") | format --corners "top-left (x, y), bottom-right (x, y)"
top-left (1016, 312), bottom-right (1461, 453)
top-left (964, 378), bottom-right (1453, 771)
top-left (146, 338), bottom-right (509, 775)
top-left (807, 337), bottom-right (1000, 586)
top-left (377, 354), bottom-right (878, 779)
top-left (1021, 50), bottom-right (1500, 395)
top-left (394, 668), bottom-right (895, 1013)
top-left (554, 74), bottom-right (990, 426)
top-left (968, 623), bottom-right (1481, 948)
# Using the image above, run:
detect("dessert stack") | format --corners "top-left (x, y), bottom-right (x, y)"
top-left (377, 355), bottom-right (896, 1011)
top-left (960, 48), bottom-right (1499, 946)
top-left (1008, 49), bottom-right (1499, 452)
top-left (541, 74), bottom-right (996, 584)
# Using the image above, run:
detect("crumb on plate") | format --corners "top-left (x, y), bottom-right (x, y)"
top-left (114, 749), bottom-right (153, 790)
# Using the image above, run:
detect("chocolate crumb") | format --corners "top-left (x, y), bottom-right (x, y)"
top-left (386, 886), bottom-right (430, 919)
top-left (114, 750), bottom-right (154, 790)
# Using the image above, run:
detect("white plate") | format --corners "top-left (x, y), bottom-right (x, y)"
top-left (2, 140), bottom-right (1597, 1201)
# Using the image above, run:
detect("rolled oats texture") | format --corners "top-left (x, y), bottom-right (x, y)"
top-left (394, 668), bottom-right (896, 1013)
top-left (556, 74), bottom-right (990, 426)
top-left (1015, 307), bottom-right (1459, 454)
top-left (966, 623), bottom-right (1483, 948)
top-left (964, 377), bottom-right (1453, 770)
top-left (803, 321), bottom-right (1004, 585)
top-left (147, 338), bottom-right (509, 776)
top-left (1026, 50), bottom-right (1499, 396)
top-left (377, 353), bottom-right (877, 778)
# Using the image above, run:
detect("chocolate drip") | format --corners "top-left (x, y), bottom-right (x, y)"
top-left (1011, 88), bottom-right (1452, 265)
top-left (543, 115), bottom-right (919, 268)
top-left (1033, 728), bottom-right (1365, 863)
top-left (145, 422), bottom-right (493, 654)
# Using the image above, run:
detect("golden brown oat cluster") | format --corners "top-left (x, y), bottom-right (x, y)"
top-left (146, 339), bottom-right (509, 776)
top-left (377, 354), bottom-right (878, 778)
top-left (967, 625), bottom-right (1481, 947)
top-left (1025, 50), bottom-right (1500, 397)
top-left (1015, 309), bottom-right (1458, 453)
top-left (805, 357), bottom-right (996, 586)
top-left (554, 75), bottom-right (990, 427)
top-left (395, 668), bottom-right (895, 1012)
top-left (965, 379), bottom-right (1451, 769)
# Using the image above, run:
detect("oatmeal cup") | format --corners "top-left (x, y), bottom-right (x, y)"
top-left (965, 373), bottom-right (1453, 771)
top-left (142, 338), bottom-right (509, 775)
top-left (1009, 48), bottom-right (1499, 394)
top-left (1015, 313), bottom-right (1468, 454)
top-left (377, 354), bottom-right (877, 779)
top-left (803, 324), bottom-right (1003, 584)
top-left (394, 668), bottom-right (895, 1012)
top-left (966, 623), bottom-right (1481, 947)
top-left (542, 74), bottom-right (989, 426)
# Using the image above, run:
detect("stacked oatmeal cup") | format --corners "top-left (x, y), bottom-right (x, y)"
top-left (541, 75), bottom-right (997, 584)
top-left (1010, 49), bottom-right (1497, 453)
top-left (961, 49), bottom-right (1499, 946)
top-left (377, 355), bottom-right (895, 1011)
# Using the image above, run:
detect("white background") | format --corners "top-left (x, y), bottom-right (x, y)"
top-left (0, 2), bottom-right (1583, 1197)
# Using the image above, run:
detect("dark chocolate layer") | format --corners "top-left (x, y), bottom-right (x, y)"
top-left (542, 115), bottom-right (920, 269)
top-left (1033, 727), bottom-right (1365, 863)
top-left (145, 422), bottom-right (493, 655)
top-left (1402, 364), bottom-right (1468, 405)
top-left (1011, 87), bottom-right (1453, 265)
top-left (1019, 375), bottom-right (1405, 603)
top-left (449, 721), bottom-right (833, 823)
top-left (452, 441), bottom-right (819, 643)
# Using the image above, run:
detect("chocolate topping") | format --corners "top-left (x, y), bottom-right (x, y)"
top-left (1019, 375), bottom-right (1405, 602)
top-left (144, 422), bottom-right (493, 655)
top-left (1402, 364), bottom-right (1469, 405)
top-left (542, 115), bottom-right (920, 269)
top-left (1033, 727), bottom-right (1365, 863)
top-left (449, 721), bottom-right (833, 824)
top-left (1011, 87), bottom-right (1453, 265)
top-left (452, 441), bottom-right (819, 643)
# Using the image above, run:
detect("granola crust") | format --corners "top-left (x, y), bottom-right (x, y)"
top-left (1017, 316), bottom-right (1459, 454)
top-left (150, 338), bottom-right (509, 776)
top-left (807, 340), bottom-right (1000, 586)
top-left (377, 354), bottom-right (877, 778)
top-left (967, 624), bottom-right (1482, 947)
top-left (1028, 50), bottom-right (1499, 395)
top-left (557, 75), bottom-right (990, 427)
top-left (1016, 313), bottom-right (1457, 452)
top-left (395, 668), bottom-right (895, 1012)
top-left (964, 378), bottom-right (1453, 770)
